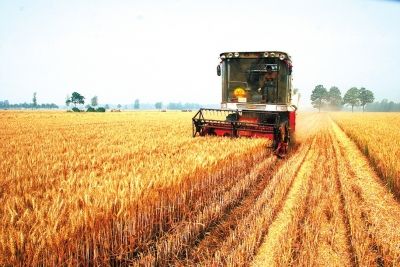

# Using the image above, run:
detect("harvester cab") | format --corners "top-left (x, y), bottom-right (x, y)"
top-left (192, 51), bottom-right (296, 158)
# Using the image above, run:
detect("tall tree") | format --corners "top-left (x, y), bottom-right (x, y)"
top-left (91, 96), bottom-right (98, 107)
top-left (134, 99), bottom-right (140, 109)
top-left (327, 86), bottom-right (342, 110)
top-left (358, 87), bottom-right (374, 112)
top-left (343, 87), bottom-right (360, 112)
top-left (66, 92), bottom-right (85, 107)
top-left (32, 92), bottom-right (37, 108)
top-left (310, 85), bottom-right (328, 112)
top-left (155, 102), bottom-right (162, 109)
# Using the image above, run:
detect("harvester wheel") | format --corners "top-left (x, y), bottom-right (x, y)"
top-left (274, 122), bottom-right (289, 158)
top-left (272, 139), bottom-right (278, 150)
top-left (288, 130), bottom-right (296, 149)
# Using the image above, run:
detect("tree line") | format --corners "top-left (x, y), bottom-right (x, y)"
top-left (365, 99), bottom-right (400, 112)
top-left (0, 92), bottom-right (58, 109)
top-left (65, 91), bottom-right (204, 111)
top-left (311, 85), bottom-right (375, 112)
top-left (0, 101), bottom-right (59, 109)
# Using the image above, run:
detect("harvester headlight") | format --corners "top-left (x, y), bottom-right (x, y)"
top-left (263, 52), bottom-right (269, 57)
top-left (233, 87), bottom-right (246, 98)
top-left (220, 54), bottom-right (226, 59)
top-left (227, 53), bottom-right (233, 58)
top-left (234, 52), bottom-right (239, 57)
top-left (270, 52), bottom-right (276, 57)
top-left (279, 54), bottom-right (286, 60)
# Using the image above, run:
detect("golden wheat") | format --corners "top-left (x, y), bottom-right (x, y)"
top-left (1, 111), bottom-right (400, 266)
top-left (0, 111), bottom-right (268, 265)
top-left (252, 114), bottom-right (400, 267)
top-left (331, 112), bottom-right (400, 199)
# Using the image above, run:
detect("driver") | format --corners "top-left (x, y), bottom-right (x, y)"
top-left (258, 65), bottom-right (278, 102)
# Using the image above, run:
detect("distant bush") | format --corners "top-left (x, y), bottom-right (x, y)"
top-left (86, 107), bottom-right (96, 112)
top-left (96, 107), bottom-right (106, 112)
top-left (72, 107), bottom-right (81, 112)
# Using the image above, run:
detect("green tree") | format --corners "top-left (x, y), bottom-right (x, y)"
top-left (32, 92), bottom-right (37, 108)
top-left (343, 87), bottom-right (360, 112)
top-left (310, 85), bottom-right (328, 112)
top-left (104, 104), bottom-right (110, 110)
top-left (117, 104), bottom-right (122, 109)
top-left (66, 92), bottom-right (85, 107)
top-left (155, 102), bottom-right (162, 109)
top-left (358, 87), bottom-right (374, 112)
top-left (134, 99), bottom-right (140, 109)
top-left (327, 86), bottom-right (342, 110)
top-left (91, 96), bottom-right (98, 107)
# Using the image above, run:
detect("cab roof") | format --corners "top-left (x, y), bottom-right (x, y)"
top-left (220, 51), bottom-right (291, 61)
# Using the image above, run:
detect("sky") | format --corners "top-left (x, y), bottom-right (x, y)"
top-left (0, 0), bottom-right (399, 107)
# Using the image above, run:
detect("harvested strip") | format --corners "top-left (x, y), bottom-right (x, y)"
top-left (194, 135), bottom-right (316, 266)
top-left (176, 146), bottom-right (299, 265)
top-left (251, 133), bottom-right (319, 266)
top-left (289, 129), bottom-right (352, 267)
top-left (214, 141), bottom-right (312, 266)
top-left (185, 154), bottom-right (285, 263)
top-left (328, 132), bottom-right (358, 267)
top-left (208, 114), bottom-right (327, 266)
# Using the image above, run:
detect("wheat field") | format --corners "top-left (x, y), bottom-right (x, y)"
top-left (331, 112), bottom-right (400, 199)
top-left (0, 111), bottom-right (399, 266)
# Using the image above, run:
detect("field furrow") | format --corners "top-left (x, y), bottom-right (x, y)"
top-left (329, 132), bottom-right (358, 267)
top-left (179, 155), bottom-right (283, 263)
top-left (251, 133), bottom-right (320, 266)
top-left (252, 114), bottom-right (400, 266)
top-left (330, 119), bottom-right (400, 265)
top-left (287, 127), bottom-right (354, 267)
top-left (330, 112), bottom-right (400, 199)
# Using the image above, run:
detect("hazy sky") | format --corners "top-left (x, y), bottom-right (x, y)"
top-left (0, 0), bottom-right (399, 107)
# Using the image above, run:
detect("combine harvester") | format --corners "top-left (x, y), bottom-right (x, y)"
top-left (192, 51), bottom-right (297, 158)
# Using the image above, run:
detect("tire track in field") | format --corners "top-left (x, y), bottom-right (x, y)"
top-left (170, 135), bottom-right (315, 266)
top-left (210, 136), bottom-right (316, 266)
top-left (251, 135), bottom-right (319, 266)
top-left (330, 120), bottom-right (384, 266)
top-left (277, 126), bottom-right (354, 267)
top-left (178, 143), bottom-right (305, 264)
top-left (328, 129), bottom-right (358, 267)
top-left (184, 154), bottom-right (287, 263)
top-left (289, 155), bottom-right (315, 265)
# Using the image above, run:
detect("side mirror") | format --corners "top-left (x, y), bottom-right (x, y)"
top-left (217, 65), bottom-right (221, 76)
